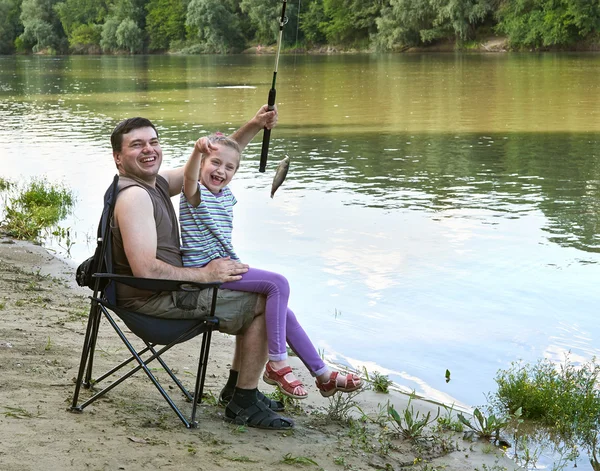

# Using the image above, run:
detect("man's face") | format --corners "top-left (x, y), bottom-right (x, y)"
top-left (113, 127), bottom-right (162, 183)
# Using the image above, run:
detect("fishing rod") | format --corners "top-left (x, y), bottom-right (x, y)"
top-left (259, 0), bottom-right (288, 173)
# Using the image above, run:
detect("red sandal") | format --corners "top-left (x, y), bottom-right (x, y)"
top-left (316, 371), bottom-right (363, 397)
top-left (263, 363), bottom-right (308, 400)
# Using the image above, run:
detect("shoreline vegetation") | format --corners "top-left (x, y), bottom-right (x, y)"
top-left (1, 1), bottom-right (599, 57)
top-left (2, 179), bottom-right (600, 470)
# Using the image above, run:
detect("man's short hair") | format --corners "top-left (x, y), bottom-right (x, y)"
top-left (111, 117), bottom-right (158, 152)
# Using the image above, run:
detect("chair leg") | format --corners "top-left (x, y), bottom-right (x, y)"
top-left (148, 343), bottom-right (194, 401)
top-left (101, 309), bottom-right (196, 427)
top-left (191, 327), bottom-right (214, 426)
top-left (83, 303), bottom-right (103, 386)
top-left (71, 301), bottom-right (100, 411)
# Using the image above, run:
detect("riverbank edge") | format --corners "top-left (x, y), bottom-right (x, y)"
top-left (0, 235), bottom-right (522, 471)
top-left (15, 35), bottom-right (600, 57)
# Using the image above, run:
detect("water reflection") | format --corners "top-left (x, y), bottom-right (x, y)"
top-left (1, 55), bottom-right (599, 429)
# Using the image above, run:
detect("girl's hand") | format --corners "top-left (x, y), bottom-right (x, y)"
top-left (194, 137), bottom-right (219, 155)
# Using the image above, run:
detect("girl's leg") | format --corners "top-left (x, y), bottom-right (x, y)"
top-left (286, 308), bottom-right (363, 396)
top-left (221, 267), bottom-right (289, 361)
top-left (285, 307), bottom-right (328, 376)
top-left (222, 268), bottom-right (307, 398)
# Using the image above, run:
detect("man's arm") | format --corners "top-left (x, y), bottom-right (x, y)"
top-left (161, 105), bottom-right (278, 197)
top-left (114, 186), bottom-right (247, 283)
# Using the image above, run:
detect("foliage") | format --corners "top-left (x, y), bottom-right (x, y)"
top-left (457, 406), bottom-right (518, 442)
top-left (374, 0), bottom-right (494, 50)
top-left (19, 0), bottom-right (67, 53)
top-left (54, 0), bottom-right (109, 38)
top-left (321, 0), bottom-right (384, 46)
top-left (6, 0), bottom-right (600, 54)
top-left (68, 23), bottom-right (102, 51)
top-left (0, 0), bottom-right (24, 54)
top-left (299, 0), bottom-right (326, 44)
top-left (326, 390), bottom-right (360, 422)
top-left (362, 368), bottom-right (393, 393)
top-left (145, 0), bottom-right (187, 51)
top-left (492, 356), bottom-right (600, 470)
top-left (496, 0), bottom-right (600, 49)
top-left (100, 16), bottom-right (119, 52)
top-left (492, 357), bottom-right (600, 437)
top-left (435, 403), bottom-right (464, 433)
top-left (387, 398), bottom-right (440, 441)
top-left (116, 17), bottom-right (143, 52)
top-left (0, 178), bottom-right (75, 242)
top-left (281, 453), bottom-right (319, 466)
top-left (240, 0), bottom-right (281, 44)
top-left (186, 0), bottom-right (245, 53)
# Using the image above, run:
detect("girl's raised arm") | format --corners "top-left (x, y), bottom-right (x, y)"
top-left (183, 137), bottom-right (214, 207)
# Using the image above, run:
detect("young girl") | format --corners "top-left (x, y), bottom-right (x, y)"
top-left (179, 133), bottom-right (362, 399)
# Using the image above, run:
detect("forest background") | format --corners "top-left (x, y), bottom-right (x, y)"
top-left (0, 0), bottom-right (599, 56)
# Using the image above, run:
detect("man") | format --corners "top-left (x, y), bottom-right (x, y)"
top-left (110, 105), bottom-right (293, 430)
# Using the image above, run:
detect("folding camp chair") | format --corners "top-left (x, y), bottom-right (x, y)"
top-left (70, 175), bottom-right (221, 428)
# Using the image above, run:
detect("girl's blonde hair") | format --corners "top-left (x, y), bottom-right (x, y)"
top-left (203, 133), bottom-right (242, 169)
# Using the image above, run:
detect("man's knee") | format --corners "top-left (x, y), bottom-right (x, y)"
top-left (253, 294), bottom-right (266, 317)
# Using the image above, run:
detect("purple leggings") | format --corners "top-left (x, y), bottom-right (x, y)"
top-left (221, 267), bottom-right (327, 376)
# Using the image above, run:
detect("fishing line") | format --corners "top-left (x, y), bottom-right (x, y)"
top-left (259, 0), bottom-right (288, 173)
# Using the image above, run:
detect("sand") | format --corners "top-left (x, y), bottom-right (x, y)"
top-left (0, 236), bottom-right (521, 471)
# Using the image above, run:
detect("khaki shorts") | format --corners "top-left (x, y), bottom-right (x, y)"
top-left (130, 288), bottom-right (260, 335)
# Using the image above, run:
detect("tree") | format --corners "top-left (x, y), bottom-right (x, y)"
top-left (69, 23), bottom-right (102, 51)
top-left (299, 0), bottom-right (327, 44)
top-left (19, 0), bottom-right (67, 52)
top-left (0, 0), bottom-right (23, 54)
top-left (146, 0), bottom-right (188, 51)
top-left (240, 0), bottom-right (281, 44)
top-left (54, 0), bottom-right (110, 51)
top-left (116, 17), bottom-right (142, 52)
top-left (186, 0), bottom-right (245, 53)
top-left (373, 0), bottom-right (494, 50)
top-left (100, 16), bottom-right (119, 51)
top-left (321, 0), bottom-right (387, 45)
top-left (54, 0), bottom-right (110, 37)
top-left (496, 0), bottom-right (600, 48)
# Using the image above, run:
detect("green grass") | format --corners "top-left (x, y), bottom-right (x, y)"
top-left (362, 368), bottom-right (393, 393)
top-left (281, 453), bottom-right (318, 466)
top-left (0, 177), bottom-right (75, 242)
top-left (491, 356), bottom-right (600, 469)
top-left (492, 357), bottom-right (600, 435)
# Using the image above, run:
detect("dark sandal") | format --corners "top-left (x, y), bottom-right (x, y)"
top-left (219, 388), bottom-right (285, 412)
top-left (316, 371), bottom-right (363, 398)
top-left (263, 363), bottom-right (308, 399)
top-left (225, 398), bottom-right (294, 430)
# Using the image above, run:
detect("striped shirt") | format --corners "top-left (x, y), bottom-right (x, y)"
top-left (180, 184), bottom-right (239, 267)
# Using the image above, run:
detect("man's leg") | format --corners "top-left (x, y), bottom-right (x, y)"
top-left (225, 312), bottom-right (293, 429)
top-left (235, 313), bottom-right (268, 389)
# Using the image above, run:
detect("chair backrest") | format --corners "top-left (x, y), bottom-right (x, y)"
top-left (93, 174), bottom-right (120, 304)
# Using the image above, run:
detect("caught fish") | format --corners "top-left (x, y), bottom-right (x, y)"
top-left (270, 155), bottom-right (290, 198)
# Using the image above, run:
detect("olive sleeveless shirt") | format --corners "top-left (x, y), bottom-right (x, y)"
top-left (111, 175), bottom-right (182, 307)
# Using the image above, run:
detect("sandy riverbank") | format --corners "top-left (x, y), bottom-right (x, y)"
top-left (0, 237), bottom-right (521, 471)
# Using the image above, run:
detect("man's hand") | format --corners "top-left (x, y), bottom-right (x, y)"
top-left (204, 257), bottom-right (249, 283)
top-left (252, 104), bottom-right (278, 130)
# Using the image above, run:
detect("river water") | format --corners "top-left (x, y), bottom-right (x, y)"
top-left (1, 53), bottom-right (599, 449)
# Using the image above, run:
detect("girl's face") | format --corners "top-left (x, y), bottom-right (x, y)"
top-left (199, 144), bottom-right (240, 194)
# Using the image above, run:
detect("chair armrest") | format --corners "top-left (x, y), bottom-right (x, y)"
top-left (93, 273), bottom-right (221, 292)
